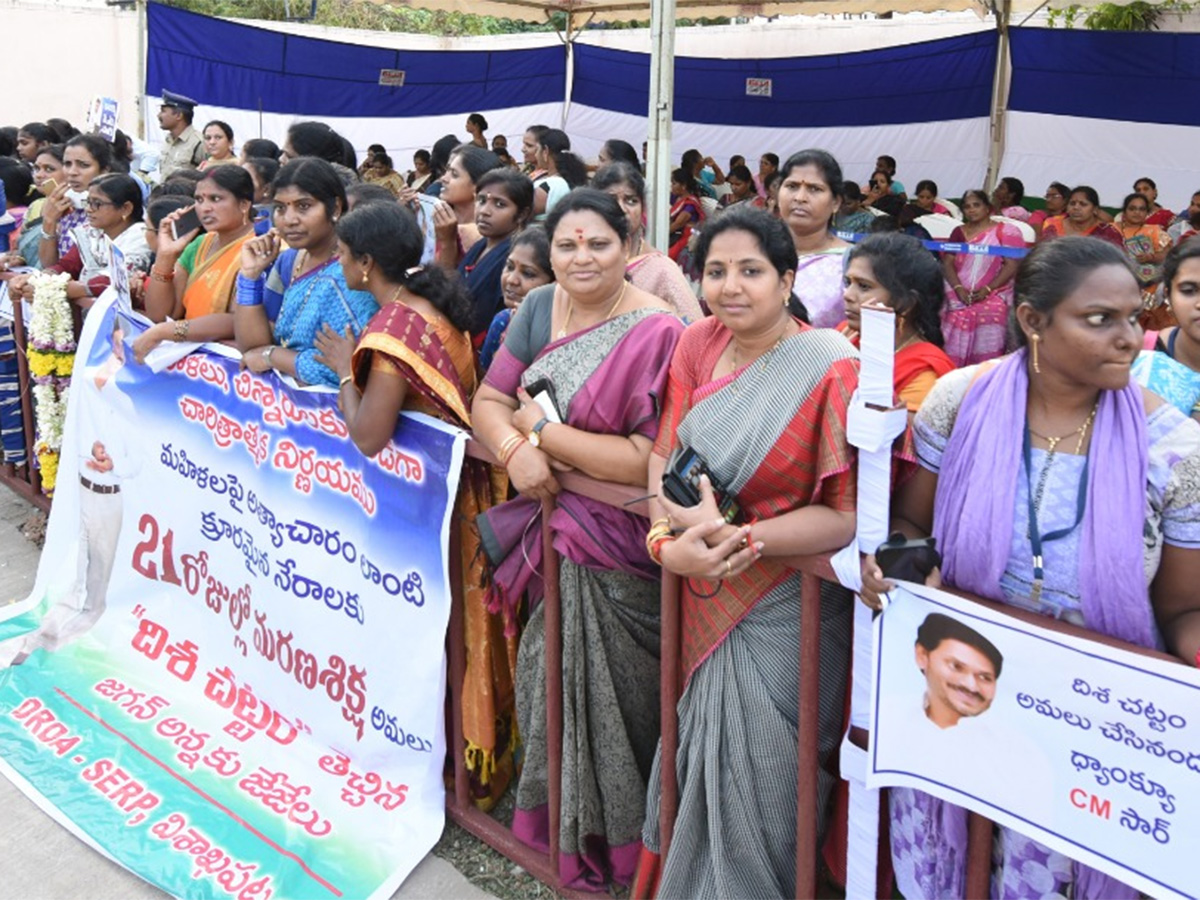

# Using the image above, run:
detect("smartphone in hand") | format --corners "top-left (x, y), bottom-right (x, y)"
top-left (172, 207), bottom-right (204, 241)
top-left (875, 533), bottom-right (941, 583)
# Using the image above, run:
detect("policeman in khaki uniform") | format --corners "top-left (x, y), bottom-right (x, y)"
top-left (157, 89), bottom-right (204, 179)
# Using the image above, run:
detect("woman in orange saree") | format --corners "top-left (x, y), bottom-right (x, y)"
top-left (315, 201), bottom-right (519, 810)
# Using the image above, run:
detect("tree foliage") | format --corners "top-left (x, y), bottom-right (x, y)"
top-left (1047, 0), bottom-right (1194, 30)
top-left (158, 0), bottom-right (732, 34)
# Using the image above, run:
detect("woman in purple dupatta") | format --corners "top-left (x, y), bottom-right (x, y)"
top-left (472, 190), bottom-right (684, 891)
top-left (861, 238), bottom-right (1200, 899)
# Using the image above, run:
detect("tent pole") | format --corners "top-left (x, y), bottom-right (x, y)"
top-left (985, 0), bottom-right (1013, 191)
top-left (137, 0), bottom-right (147, 139)
top-left (647, 0), bottom-right (676, 253)
top-left (562, 10), bottom-right (575, 128)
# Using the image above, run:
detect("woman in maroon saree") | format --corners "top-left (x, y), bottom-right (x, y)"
top-left (472, 190), bottom-right (684, 890)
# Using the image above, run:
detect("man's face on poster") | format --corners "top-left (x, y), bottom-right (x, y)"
top-left (916, 638), bottom-right (998, 725)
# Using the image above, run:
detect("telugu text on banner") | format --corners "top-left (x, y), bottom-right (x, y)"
top-left (0, 293), bottom-right (465, 900)
top-left (868, 582), bottom-right (1200, 900)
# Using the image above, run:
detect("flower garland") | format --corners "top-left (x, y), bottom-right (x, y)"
top-left (26, 271), bottom-right (75, 495)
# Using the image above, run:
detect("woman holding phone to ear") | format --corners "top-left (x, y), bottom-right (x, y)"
top-left (471, 189), bottom-right (683, 891)
top-left (134, 165), bottom-right (258, 362)
top-left (7, 174), bottom-right (150, 307)
top-left (38, 134), bottom-right (113, 270)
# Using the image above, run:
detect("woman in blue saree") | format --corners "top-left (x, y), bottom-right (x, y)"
top-left (233, 158), bottom-right (376, 387)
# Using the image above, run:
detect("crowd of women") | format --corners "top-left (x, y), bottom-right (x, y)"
top-left (3, 109), bottom-right (1200, 900)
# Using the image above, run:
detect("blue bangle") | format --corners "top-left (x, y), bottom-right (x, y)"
top-left (235, 276), bottom-right (264, 307)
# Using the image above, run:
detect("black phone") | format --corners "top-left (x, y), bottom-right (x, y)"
top-left (875, 533), bottom-right (941, 583)
top-left (172, 207), bottom-right (204, 241)
top-left (662, 445), bottom-right (740, 524)
top-left (524, 377), bottom-right (562, 423)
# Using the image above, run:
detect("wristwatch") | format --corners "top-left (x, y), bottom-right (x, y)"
top-left (527, 417), bottom-right (551, 448)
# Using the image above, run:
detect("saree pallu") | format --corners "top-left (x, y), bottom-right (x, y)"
top-left (626, 251), bottom-right (704, 323)
top-left (182, 231), bottom-right (254, 319)
top-left (941, 223), bottom-right (1023, 367)
top-left (352, 302), bottom-right (518, 811)
top-left (637, 321), bottom-right (860, 900)
top-left (269, 256), bottom-right (378, 387)
top-left (1040, 216), bottom-right (1125, 250)
top-left (794, 249), bottom-right (849, 329)
top-left (479, 307), bottom-right (684, 890)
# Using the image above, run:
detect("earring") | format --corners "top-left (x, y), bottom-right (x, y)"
top-left (361, 271), bottom-right (369, 287)
top-left (1030, 333), bottom-right (1041, 374)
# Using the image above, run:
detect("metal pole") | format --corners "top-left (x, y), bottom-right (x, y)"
top-left (647, 0), bottom-right (676, 252)
top-left (562, 10), bottom-right (575, 128)
top-left (136, 0), bottom-right (147, 139)
top-left (985, 0), bottom-right (1013, 191)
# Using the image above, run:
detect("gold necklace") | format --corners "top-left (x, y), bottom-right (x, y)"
top-left (557, 280), bottom-right (628, 339)
top-left (1029, 400), bottom-right (1100, 456)
top-left (731, 321), bottom-right (792, 379)
top-left (894, 329), bottom-right (921, 353)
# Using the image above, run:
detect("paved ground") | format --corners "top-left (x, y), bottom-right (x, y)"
top-left (0, 486), bottom-right (495, 900)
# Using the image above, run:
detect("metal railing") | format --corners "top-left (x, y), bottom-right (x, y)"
top-left (0, 318), bottom-right (1177, 896)
top-left (443, 447), bottom-right (1184, 899)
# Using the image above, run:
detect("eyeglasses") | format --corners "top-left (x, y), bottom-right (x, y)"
top-left (85, 198), bottom-right (116, 211)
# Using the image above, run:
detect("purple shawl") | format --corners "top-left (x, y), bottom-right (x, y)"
top-left (919, 347), bottom-right (1152, 899)
top-left (478, 312), bottom-right (683, 635)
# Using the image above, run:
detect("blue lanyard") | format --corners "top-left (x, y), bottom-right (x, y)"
top-left (1023, 424), bottom-right (1089, 602)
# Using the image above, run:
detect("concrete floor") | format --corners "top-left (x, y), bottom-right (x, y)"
top-left (0, 485), bottom-right (494, 900)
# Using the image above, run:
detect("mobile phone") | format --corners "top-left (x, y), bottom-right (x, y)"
top-left (524, 377), bottom-right (562, 424)
top-left (875, 533), bottom-right (941, 583)
top-left (661, 445), bottom-right (740, 524)
top-left (172, 207), bottom-right (204, 241)
top-left (40, 178), bottom-right (59, 196)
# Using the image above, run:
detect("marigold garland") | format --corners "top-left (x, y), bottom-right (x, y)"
top-left (26, 271), bottom-right (75, 496)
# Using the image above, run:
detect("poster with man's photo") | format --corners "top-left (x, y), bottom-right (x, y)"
top-left (868, 583), bottom-right (1200, 900)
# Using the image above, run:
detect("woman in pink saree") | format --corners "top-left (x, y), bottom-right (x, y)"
top-left (940, 189), bottom-right (1023, 366)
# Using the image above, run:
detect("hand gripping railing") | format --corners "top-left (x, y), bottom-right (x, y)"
top-left (444, 443), bottom-right (1186, 899)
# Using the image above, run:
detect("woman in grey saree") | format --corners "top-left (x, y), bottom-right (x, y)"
top-left (472, 189), bottom-right (684, 890)
top-left (633, 209), bottom-right (862, 899)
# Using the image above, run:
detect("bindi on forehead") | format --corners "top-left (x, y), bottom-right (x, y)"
top-left (575, 228), bottom-right (585, 240)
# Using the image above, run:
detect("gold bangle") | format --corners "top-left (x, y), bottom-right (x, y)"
top-left (339, 374), bottom-right (354, 389)
top-left (499, 437), bottom-right (527, 467)
top-left (647, 534), bottom-right (675, 564)
top-left (496, 432), bottom-right (524, 460)
top-left (172, 319), bottom-right (190, 341)
top-left (151, 267), bottom-right (175, 282)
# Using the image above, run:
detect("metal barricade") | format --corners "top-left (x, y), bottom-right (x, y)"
top-left (442, 445), bottom-right (1185, 898)
top-left (443, 441), bottom-right (651, 898)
